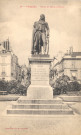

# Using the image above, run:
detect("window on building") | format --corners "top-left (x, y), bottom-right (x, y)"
top-left (2, 78), bottom-right (5, 80)
top-left (1, 66), bottom-right (6, 77)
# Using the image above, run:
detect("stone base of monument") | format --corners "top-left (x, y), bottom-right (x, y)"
top-left (27, 85), bottom-right (53, 99)
top-left (27, 56), bottom-right (53, 99)
top-left (6, 56), bottom-right (73, 115)
top-left (7, 97), bottom-right (74, 115)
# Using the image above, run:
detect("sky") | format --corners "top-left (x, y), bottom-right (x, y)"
top-left (0, 0), bottom-right (81, 65)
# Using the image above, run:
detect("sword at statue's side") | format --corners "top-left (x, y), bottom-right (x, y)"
top-left (47, 36), bottom-right (49, 55)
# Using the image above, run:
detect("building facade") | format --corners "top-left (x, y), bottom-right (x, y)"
top-left (0, 39), bottom-right (21, 81)
top-left (53, 50), bottom-right (81, 83)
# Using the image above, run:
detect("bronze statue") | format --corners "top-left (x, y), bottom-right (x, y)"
top-left (31, 14), bottom-right (49, 55)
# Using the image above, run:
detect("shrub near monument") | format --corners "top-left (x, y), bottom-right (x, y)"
top-left (0, 80), bottom-right (29, 95)
top-left (51, 75), bottom-right (81, 95)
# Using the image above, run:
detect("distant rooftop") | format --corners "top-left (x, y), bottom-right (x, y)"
top-left (65, 52), bottom-right (81, 57)
top-left (71, 52), bottom-right (81, 57)
top-left (65, 47), bottom-right (81, 57)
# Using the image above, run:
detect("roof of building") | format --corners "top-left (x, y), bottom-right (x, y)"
top-left (54, 51), bottom-right (81, 67)
top-left (71, 52), bottom-right (81, 57)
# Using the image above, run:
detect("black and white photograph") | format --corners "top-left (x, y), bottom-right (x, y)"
top-left (0, 0), bottom-right (81, 135)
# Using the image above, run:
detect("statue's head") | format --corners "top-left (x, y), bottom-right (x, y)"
top-left (40, 14), bottom-right (45, 21)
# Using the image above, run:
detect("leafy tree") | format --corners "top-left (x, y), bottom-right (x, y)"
top-left (53, 74), bottom-right (81, 95)
top-left (0, 80), bottom-right (8, 91)
top-left (53, 75), bottom-right (70, 95)
top-left (67, 81), bottom-right (81, 91)
top-left (0, 79), bottom-right (27, 95)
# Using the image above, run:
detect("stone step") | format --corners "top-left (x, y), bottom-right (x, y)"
top-left (6, 97), bottom-right (74, 115)
top-left (7, 109), bottom-right (73, 115)
top-left (60, 96), bottom-right (81, 102)
top-left (18, 98), bottom-right (62, 104)
top-left (12, 104), bottom-right (69, 109)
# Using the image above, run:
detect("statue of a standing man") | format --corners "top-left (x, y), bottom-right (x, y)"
top-left (31, 14), bottom-right (49, 55)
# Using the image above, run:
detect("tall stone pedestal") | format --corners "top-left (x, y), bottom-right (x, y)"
top-left (27, 56), bottom-right (53, 99)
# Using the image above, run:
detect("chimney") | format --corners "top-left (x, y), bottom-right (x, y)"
top-left (66, 50), bottom-right (69, 55)
top-left (70, 46), bottom-right (73, 54)
top-left (6, 39), bottom-right (9, 51)
top-left (6, 41), bottom-right (7, 50)
top-left (69, 46), bottom-right (73, 55)
top-left (8, 39), bottom-right (9, 50)
top-left (4, 41), bottom-right (6, 49)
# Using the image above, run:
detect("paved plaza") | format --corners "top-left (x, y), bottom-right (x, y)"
top-left (0, 97), bottom-right (81, 135)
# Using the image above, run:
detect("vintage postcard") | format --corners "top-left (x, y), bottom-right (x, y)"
top-left (0, 0), bottom-right (81, 135)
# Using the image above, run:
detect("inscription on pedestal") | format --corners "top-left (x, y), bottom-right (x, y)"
top-left (31, 64), bottom-right (49, 85)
